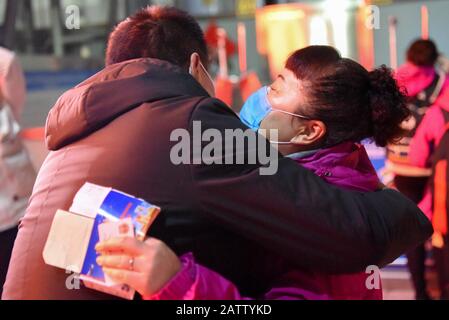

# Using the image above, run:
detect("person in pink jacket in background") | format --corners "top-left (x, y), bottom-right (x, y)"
top-left (396, 40), bottom-right (449, 220)
top-left (96, 46), bottom-right (412, 300)
top-left (409, 87), bottom-right (449, 218)
top-left (389, 39), bottom-right (449, 300)
top-left (407, 49), bottom-right (449, 300)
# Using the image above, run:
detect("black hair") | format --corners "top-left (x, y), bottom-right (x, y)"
top-left (106, 6), bottom-right (208, 69)
top-left (286, 45), bottom-right (410, 147)
top-left (407, 39), bottom-right (439, 67)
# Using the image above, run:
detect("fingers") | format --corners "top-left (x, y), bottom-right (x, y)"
top-left (102, 268), bottom-right (141, 290)
top-left (95, 237), bottom-right (144, 256)
top-left (98, 237), bottom-right (180, 297)
top-left (96, 255), bottom-right (143, 272)
top-left (143, 237), bottom-right (161, 246)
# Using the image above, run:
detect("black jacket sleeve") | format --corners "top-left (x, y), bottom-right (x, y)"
top-left (189, 97), bottom-right (433, 274)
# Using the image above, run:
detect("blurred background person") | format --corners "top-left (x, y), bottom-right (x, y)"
top-left (0, 47), bottom-right (26, 122)
top-left (408, 49), bottom-right (449, 300)
top-left (0, 46), bottom-right (35, 296)
top-left (387, 39), bottom-right (448, 300)
top-left (409, 80), bottom-right (449, 300)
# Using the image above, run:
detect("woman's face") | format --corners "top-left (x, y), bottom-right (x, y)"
top-left (260, 68), bottom-right (326, 154)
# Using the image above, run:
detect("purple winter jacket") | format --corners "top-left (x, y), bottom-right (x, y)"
top-left (146, 142), bottom-right (383, 300)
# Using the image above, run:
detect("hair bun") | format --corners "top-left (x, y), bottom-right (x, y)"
top-left (368, 65), bottom-right (410, 147)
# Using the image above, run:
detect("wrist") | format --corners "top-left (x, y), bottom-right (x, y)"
top-left (143, 253), bottom-right (196, 300)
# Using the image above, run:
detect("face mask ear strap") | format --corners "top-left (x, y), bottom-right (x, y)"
top-left (269, 141), bottom-right (293, 145)
top-left (271, 108), bottom-right (312, 120)
top-left (199, 62), bottom-right (214, 85)
top-left (258, 129), bottom-right (294, 145)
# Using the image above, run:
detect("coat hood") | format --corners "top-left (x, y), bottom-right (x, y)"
top-left (45, 58), bottom-right (209, 151)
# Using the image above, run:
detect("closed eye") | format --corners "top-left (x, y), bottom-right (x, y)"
top-left (269, 85), bottom-right (280, 93)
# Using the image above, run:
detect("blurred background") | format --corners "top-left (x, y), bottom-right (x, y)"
top-left (1, 0), bottom-right (448, 299)
top-left (2, 0), bottom-right (449, 127)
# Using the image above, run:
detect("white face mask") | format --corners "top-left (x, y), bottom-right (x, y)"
top-left (268, 140), bottom-right (294, 145)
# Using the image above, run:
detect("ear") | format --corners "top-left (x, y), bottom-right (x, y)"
top-left (290, 120), bottom-right (326, 146)
top-left (189, 52), bottom-right (201, 77)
